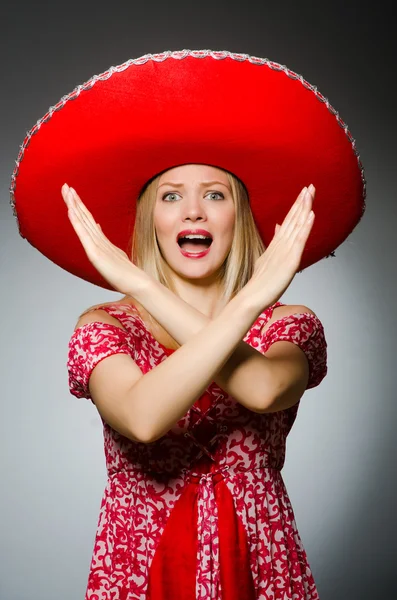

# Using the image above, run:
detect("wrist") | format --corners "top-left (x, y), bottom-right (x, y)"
top-left (127, 272), bottom-right (155, 303)
top-left (235, 282), bottom-right (271, 320)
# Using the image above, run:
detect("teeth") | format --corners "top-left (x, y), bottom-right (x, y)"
top-left (179, 234), bottom-right (212, 240)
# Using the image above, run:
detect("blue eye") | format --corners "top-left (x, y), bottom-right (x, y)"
top-left (162, 191), bottom-right (224, 202)
top-left (162, 193), bottom-right (180, 202)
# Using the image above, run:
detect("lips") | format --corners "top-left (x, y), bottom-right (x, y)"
top-left (176, 229), bottom-right (213, 242)
top-left (178, 244), bottom-right (212, 258)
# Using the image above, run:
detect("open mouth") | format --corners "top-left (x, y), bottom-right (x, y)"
top-left (177, 238), bottom-right (213, 252)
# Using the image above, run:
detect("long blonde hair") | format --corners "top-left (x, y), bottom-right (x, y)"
top-left (79, 166), bottom-right (266, 329)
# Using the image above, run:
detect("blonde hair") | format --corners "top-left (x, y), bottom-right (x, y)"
top-left (79, 166), bottom-right (266, 330)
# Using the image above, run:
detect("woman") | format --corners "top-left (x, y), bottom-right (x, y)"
top-left (66, 160), bottom-right (323, 597)
top-left (11, 50), bottom-right (365, 599)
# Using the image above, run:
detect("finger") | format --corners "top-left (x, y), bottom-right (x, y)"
top-left (290, 209), bottom-right (315, 253)
top-left (64, 190), bottom-right (101, 248)
top-left (290, 195), bottom-right (314, 240)
top-left (62, 184), bottom-right (74, 211)
top-left (279, 187), bottom-right (308, 236)
top-left (287, 186), bottom-right (308, 220)
top-left (69, 188), bottom-right (115, 253)
top-left (283, 188), bottom-right (314, 239)
top-left (68, 188), bottom-right (100, 238)
top-left (67, 198), bottom-right (93, 240)
top-left (280, 200), bottom-right (313, 259)
top-left (69, 188), bottom-right (121, 256)
top-left (66, 204), bottom-right (112, 272)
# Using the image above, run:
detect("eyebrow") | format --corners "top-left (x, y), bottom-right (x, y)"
top-left (158, 180), bottom-right (230, 190)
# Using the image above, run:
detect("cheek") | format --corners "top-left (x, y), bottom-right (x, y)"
top-left (218, 210), bottom-right (236, 237)
top-left (153, 211), bottom-right (174, 238)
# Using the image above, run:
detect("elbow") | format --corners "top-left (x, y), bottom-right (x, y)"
top-left (123, 415), bottom-right (158, 444)
top-left (139, 425), bottom-right (168, 444)
top-left (131, 419), bottom-right (165, 445)
top-left (137, 429), bottom-right (162, 444)
top-left (130, 423), bottom-right (158, 444)
top-left (257, 386), bottom-right (305, 413)
top-left (121, 425), bottom-right (152, 444)
top-left (254, 394), bottom-right (278, 414)
top-left (127, 428), bottom-right (157, 444)
top-left (256, 358), bottom-right (309, 413)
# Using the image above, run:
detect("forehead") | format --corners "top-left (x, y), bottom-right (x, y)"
top-left (158, 163), bottom-right (228, 184)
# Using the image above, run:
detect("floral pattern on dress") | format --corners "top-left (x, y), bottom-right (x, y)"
top-left (67, 301), bottom-right (327, 599)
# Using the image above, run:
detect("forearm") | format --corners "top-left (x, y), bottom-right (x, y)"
top-left (129, 287), bottom-right (261, 442)
top-left (133, 279), bottom-right (275, 416)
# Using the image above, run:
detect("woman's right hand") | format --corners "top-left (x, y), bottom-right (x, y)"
top-left (62, 184), bottom-right (151, 296)
top-left (245, 185), bottom-right (316, 312)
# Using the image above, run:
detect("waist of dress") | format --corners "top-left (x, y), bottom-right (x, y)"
top-left (107, 463), bottom-right (282, 482)
top-left (188, 463), bottom-right (282, 485)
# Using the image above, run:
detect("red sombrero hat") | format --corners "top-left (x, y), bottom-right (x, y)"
top-left (10, 49), bottom-right (366, 290)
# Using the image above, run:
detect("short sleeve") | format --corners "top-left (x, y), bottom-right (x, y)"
top-left (262, 312), bottom-right (328, 389)
top-left (67, 322), bottom-right (135, 401)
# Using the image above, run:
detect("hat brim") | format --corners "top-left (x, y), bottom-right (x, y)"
top-left (11, 49), bottom-right (366, 290)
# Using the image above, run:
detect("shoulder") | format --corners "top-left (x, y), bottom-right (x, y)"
top-left (74, 301), bottom-right (129, 333)
top-left (261, 304), bottom-right (316, 337)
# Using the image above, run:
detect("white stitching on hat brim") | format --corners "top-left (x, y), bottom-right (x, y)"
top-left (9, 48), bottom-right (367, 265)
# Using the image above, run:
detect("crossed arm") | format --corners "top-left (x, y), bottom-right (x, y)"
top-left (133, 278), bottom-right (312, 415)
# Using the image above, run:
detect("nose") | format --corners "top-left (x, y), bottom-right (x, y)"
top-left (181, 193), bottom-right (207, 222)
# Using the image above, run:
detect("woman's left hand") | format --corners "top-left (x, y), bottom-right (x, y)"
top-left (62, 184), bottom-right (151, 296)
top-left (244, 184), bottom-right (316, 312)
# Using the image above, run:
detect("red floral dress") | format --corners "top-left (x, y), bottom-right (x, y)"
top-left (67, 301), bottom-right (328, 599)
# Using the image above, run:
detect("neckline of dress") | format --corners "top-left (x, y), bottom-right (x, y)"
top-left (106, 303), bottom-right (178, 354)
top-left (101, 300), bottom-right (285, 354)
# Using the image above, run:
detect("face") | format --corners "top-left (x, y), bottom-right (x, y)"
top-left (153, 164), bottom-right (236, 284)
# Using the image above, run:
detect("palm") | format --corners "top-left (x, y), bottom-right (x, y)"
top-left (248, 186), bottom-right (315, 310)
top-left (62, 185), bottom-right (148, 295)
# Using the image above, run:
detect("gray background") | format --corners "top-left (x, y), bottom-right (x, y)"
top-left (1, 1), bottom-right (396, 599)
